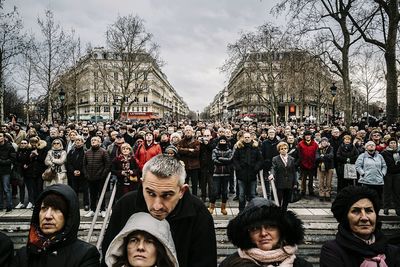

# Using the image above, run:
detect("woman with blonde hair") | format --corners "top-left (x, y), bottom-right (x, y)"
top-left (44, 138), bottom-right (67, 187)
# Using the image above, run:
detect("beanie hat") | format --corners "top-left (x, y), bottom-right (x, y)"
top-left (331, 186), bottom-right (380, 229)
top-left (386, 137), bottom-right (398, 145)
top-left (164, 145), bottom-right (178, 156)
top-left (321, 137), bottom-right (329, 142)
top-left (303, 130), bottom-right (312, 136)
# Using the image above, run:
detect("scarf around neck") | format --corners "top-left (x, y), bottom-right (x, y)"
top-left (238, 245), bottom-right (297, 267)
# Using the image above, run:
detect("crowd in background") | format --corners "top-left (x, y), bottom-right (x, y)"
top-left (0, 119), bottom-right (400, 217)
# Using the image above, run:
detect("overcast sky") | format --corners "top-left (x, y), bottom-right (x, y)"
top-left (5, 0), bottom-right (285, 112)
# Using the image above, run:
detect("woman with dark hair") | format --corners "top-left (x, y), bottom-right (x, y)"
top-left (105, 212), bottom-right (178, 267)
top-left (320, 185), bottom-right (400, 266)
top-left (220, 197), bottom-right (312, 267)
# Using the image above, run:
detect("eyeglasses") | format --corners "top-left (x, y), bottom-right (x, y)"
top-left (373, 134), bottom-right (381, 137)
top-left (53, 142), bottom-right (61, 145)
top-left (121, 147), bottom-right (131, 150)
top-left (248, 225), bottom-right (278, 234)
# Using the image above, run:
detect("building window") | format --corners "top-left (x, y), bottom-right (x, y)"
top-left (145, 107), bottom-right (148, 112)
top-left (144, 96), bottom-right (148, 102)
top-left (103, 94), bottom-right (108, 102)
top-left (95, 106), bottom-right (100, 113)
top-left (114, 72), bottom-right (118, 81)
top-left (137, 106), bottom-right (140, 112)
top-left (104, 106), bottom-right (110, 112)
top-left (125, 96), bottom-right (129, 103)
top-left (94, 71), bottom-right (98, 78)
top-left (95, 94), bottom-right (98, 102)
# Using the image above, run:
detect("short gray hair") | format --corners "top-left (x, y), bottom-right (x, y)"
top-left (142, 154), bottom-right (186, 185)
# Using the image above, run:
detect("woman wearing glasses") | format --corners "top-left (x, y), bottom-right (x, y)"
top-left (220, 197), bottom-right (311, 267)
top-left (44, 138), bottom-right (67, 187)
top-left (111, 142), bottom-right (139, 200)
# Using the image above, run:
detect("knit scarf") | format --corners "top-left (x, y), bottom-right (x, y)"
top-left (238, 245), bottom-right (297, 267)
top-left (28, 224), bottom-right (63, 252)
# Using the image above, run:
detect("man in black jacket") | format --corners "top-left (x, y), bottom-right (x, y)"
top-left (101, 154), bottom-right (217, 267)
top-left (0, 131), bottom-right (16, 212)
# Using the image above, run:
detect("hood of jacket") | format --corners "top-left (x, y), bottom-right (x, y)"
top-left (36, 139), bottom-right (47, 150)
top-left (105, 212), bottom-right (179, 267)
top-left (27, 184), bottom-right (80, 253)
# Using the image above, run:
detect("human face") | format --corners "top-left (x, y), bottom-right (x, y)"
top-left (389, 140), bottom-right (398, 150)
top-left (304, 135), bottom-right (311, 141)
top-left (145, 133), bottom-right (153, 142)
top-left (69, 132), bottom-right (77, 141)
top-left (243, 133), bottom-right (251, 143)
top-left (347, 198), bottom-right (376, 240)
top-left (268, 131), bottom-right (275, 139)
top-left (279, 145), bottom-right (288, 156)
top-left (127, 232), bottom-right (157, 267)
top-left (39, 203), bottom-right (65, 236)
top-left (249, 224), bottom-right (280, 251)
top-left (142, 172), bottom-right (187, 220)
top-left (344, 138), bottom-right (351, 144)
top-left (75, 139), bottom-right (84, 148)
top-left (52, 140), bottom-right (62, 148)
top-left (286, 136), bottom-right (294, 144)
top-left (91, 137), bottom-right (101, 147)
top-left (121, 144), bottom-right (131, 155)
top-left (372, 133), bottom-right (381, 141)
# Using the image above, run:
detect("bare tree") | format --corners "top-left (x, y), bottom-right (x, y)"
top-left (33, 9), bottom-right (73, 123)
top-left (274, 0), bottom-right (362, 126)
top-left (92, 14), bottom-right (161, 120)
top-left (0, 1), bottom-right (25, 123)
top-left (352, 48), bottom-right (385, 125)
top-left (13, 35), bottom-right (37, 124)
top-left (347, 0), bottom-right (400, 125)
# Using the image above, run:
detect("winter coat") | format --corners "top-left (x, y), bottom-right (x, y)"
top-left (320, 224), bottom-right (400, 267)
top-left (13, 184), bottom-right (100, 267)
top-left (177, 137), bottom-right (201, 170)
top-left (105, 212), bottom-right (179, 267)
top-left (220, 252), bottom-right (312, 267)
top-left (0, 141), bottom-right (16, 174)
top-left (66, 146), bottom-right (86, 180)
top-left (101, 186), bottom-right (217, 267)
top-left (381, 148), bottom-right (400, 175)
top-left (355, 151), bottom-right (387, 185)
top-left (212, 146), bottom-right (233, 177)
top-left (270, 155), bottom-right (297, 189)
top-left (111, 154), bottom-right (139, 185)
top-left (134, 142), bottom-right (162, 171)
top-left (16, 147), bottom-right (32, 178)
top-left (83, 147), bottom-right (111, 181)
top-left (232, 140), bottom-right (263, 183)
top-left (261, 137), bottom-right (279, 171)
top-left (199, 141), bottom-right (213, 169)
top-left (297, 140), bottom-right (318, 170)
top-left (336, 143), bottom-right (359, 165)
top-left (44, 149), bottom-right (67, 186)
top-left (26, 140), bottom-right (48, 179)
top-left (315, 145), bottom-right (335, 170)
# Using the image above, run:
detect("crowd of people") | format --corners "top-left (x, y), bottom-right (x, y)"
top-left (0, 118), bottom-right (400, 266)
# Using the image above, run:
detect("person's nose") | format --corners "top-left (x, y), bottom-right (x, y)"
top-left (259, 226), bottom-right (269, 236)
top-left (137, 240), bottom-right (145, 251)
top-left (44, 208), bottom-right (53, 219)
top-left (360, 210), bottom-right (369, 220)
top-left (153, 197), bottom-right (163, 211)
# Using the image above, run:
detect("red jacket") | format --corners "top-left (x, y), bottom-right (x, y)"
top-left (297, 139), bottom-right (318, 170)
top-left (135, 142), bottom-right (162, 170)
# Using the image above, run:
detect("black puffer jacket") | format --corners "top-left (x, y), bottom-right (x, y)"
top-left (212, 145), bottom-right (233, 176)
top-left (233, 141), bottom-right (263, 182)
top-left (381, 148), bottom-right (400, 174)
top-left (13, 184), bottom-right (100, 267)
top-left (0, 141), bottom-right (16, 174)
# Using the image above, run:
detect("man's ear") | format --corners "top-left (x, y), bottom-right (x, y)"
top-left (179, 184), bottom-right (189, 198)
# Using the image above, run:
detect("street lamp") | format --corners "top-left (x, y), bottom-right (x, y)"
top-left (330, 83), bottom-right (337, 125)
top-left (58, 87), bottom-right (66, 123)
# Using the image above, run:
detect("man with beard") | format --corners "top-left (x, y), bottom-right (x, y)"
top-left (83, 136), bottom-right (111, 218)
top-left (177, 125), bottom-right (201, 196)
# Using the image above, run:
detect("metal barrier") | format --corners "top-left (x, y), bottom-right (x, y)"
top-left (259, 170), bottom-right (279, 206)
top-left (86, 172), bottom-right (117, 249)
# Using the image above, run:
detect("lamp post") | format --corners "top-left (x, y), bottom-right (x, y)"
top-left (330, 83), bottom-right (337, 125)
top-left (58, 87), bottom-right (66, 123)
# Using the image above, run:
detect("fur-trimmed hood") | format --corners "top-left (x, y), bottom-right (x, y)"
top-left (227, 198), bottom-right (304, 249)
top-left (36, 140), bottom-right (47, 150)
top-left (235, 139), bottom-right (259, 149)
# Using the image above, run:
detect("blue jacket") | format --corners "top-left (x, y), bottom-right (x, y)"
top-left (355, 151), bottom-right (387, 185)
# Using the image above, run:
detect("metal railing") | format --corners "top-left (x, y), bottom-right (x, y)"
top-left (259, 170), bottom-right (279, 206)
top-left (86, 172), bottom-right (118, 250)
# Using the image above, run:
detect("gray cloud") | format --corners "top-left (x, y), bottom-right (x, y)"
top-left (5, 0), bottom-right (283, 111)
